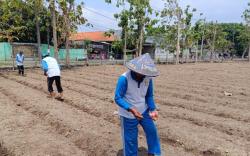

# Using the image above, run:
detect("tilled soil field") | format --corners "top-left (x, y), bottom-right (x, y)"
top-left (0, 62), bottom-right (249, 156)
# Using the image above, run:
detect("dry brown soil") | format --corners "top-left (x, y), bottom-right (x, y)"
top-left (0, 62), bottom-right (249, 156)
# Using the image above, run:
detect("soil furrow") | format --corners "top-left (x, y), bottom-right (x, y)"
top-left (22, 72), bottom-right (250, 139)
top-left (0, 90), bottom-right (86, 156)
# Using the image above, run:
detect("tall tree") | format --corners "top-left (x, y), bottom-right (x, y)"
top-left (204, 22), bottom-right (230, 62)
top-left (0, 0), bottom-right (27, 69)
top-left (200, 17), bottom-right (206, 60)
top-left (0, 0), bottom-right (27, 42)
top-left (58, 0), bottom-right (86, 66)
top-left (49, 0), bottom-right (59, 60)
top-left (129, 0), bottom-right (152, 56)
top-left (26, 0), bottom-right (48, 60)
top-left (161, 0), bottom-right (183, 64)
top-left (182, 5), bottom-right (197, 62)
top-left (34, 0), bottom-right (43, 61)
top-left (114, 10), bottom-right (130, 61)
top-left (238, 24), bottom-right (250, 58)
top-left (106, 0), bottom-right (155, 57)
top-left (0, 0), bottom-right (52, 44)
top-left (242, 2), bottom-right (250, 61)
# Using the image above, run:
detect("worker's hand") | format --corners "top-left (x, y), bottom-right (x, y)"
top-left (44, 72), bottom-right (47, 76)
top-left (149, 110), bottom-right (158, 121)
top-left (129, 108), bottom-right (143, 120)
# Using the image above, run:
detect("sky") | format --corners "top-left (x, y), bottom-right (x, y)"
top-left (77, 0), bottom-right (249, 32)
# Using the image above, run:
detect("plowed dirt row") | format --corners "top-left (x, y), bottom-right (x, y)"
top-left (0, 62), bottom-right (249, 156)
top-left (20, 72), bottom-right (250, 154)
top-left (25, 72), bottom-right (250, 140)
top-left (0, 74), bottom-right (189, 156)
top-left (60, 66), bottom-right (250, 109)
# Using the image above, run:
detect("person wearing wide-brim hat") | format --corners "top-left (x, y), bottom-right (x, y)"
top-left (114, 53), bottom-right (161, 156)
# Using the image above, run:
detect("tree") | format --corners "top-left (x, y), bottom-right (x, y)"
top-left (238, 25), bottom-right (250, 58)
top-left (0, 0), bottom-right (28, 69)
top-left (49, 0), bottom-right (59, 60)
top-left (0, 0), bottom-right (27, 42)
top-left (221, 23), bottom-right (245, 57)
top-left (204, 22), bottom-right (231, 62)
top-left (106, 0), bottom-right (155, 57)
top-left (0, 0), bottom-right (52, 44)
top-left (182, 5), bottom-right (197, 62)
top-left (58, 0), bottom-right (86, 66)
top-left (129, 0), bottom-right (153, 56)
top-left (199, 17), bottom-right (206, 60)
top-left (27, 0), bottom-right (43, 61)
top-left (242, 2), bottom-right (250, 61)
top-left (190, 21), bottom-right (202, 63)
top-left (114, 9), bottom-right (130, 61)
top-left (161, 0), bottom-right (185, 64)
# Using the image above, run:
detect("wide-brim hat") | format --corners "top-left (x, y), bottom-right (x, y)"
top-left (126, 53), bottom-right (159, 77)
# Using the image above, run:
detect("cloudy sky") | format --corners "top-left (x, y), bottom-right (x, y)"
top-left (77, 0), bottom-right (249, 32)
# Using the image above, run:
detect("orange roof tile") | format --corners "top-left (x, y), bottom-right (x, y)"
top-left (70, 31), bottom-right (116, 42)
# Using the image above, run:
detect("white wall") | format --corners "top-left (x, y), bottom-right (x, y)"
top-left (155, 47), bottom-right (174, 62)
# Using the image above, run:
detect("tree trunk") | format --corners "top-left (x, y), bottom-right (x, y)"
top-left (10, 42), bottom-right (15, 71)
top-left (242, 48), bottom-right (247, 59)
top-left (47, 26), bottom-right (50, 49)
top-left (50, 0), bottom-right (58, 60)
top-left (135, 25), bottom-right (140, 57)
top-left (200, 34), bottom-right (204, 61)
top-left (138, 23), bottom-right (144, 56)
top-left (35, 9), bottom-right (41, 62)
top-left (210, 22), bottom-right (217, 63)
top-left (195, 41), bottom-right (198, 63)
top-left (65, 15), bottom-right (70, 67)
top-left (166, 50), bottom-right (168, 64)
top-left (200, 20), bottom-right (206, 61)
top-left (248, 44), bottom-right (250, 62)
top-left (65, 36), bottom-right (70, 66)
top-left (123, 28), bottom-right (127, 64)
top-left (176, 19), bottom-right (181, 65)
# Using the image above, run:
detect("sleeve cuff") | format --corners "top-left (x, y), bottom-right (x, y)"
top-left (125, 105), bottom-right (132, 111)
top-left (149, 107), bottom-right (156, 111)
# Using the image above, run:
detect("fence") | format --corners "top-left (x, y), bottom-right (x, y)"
top-left (0, 43), bottom-right (12, 61)
top-left (0, 42), bottom-right (249, 69)
top-left (0, 42), bottom-right (88, 68)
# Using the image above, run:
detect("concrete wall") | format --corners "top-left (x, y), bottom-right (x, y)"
top-left (0, 42), bottom-right (87, 61)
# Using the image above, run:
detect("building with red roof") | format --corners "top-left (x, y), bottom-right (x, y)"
top-left (70, 31), bottom-right (120, 59)
top-left (70, 31), bottom-right (117, 42)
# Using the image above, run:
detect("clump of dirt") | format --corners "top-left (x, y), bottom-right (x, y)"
top-left (0, 142), bottom-right (14, 156)
top-left (202, 148), bottom-right (222, 156)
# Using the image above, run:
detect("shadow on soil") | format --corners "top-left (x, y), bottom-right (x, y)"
top-left (0, 141), bottom-right (14, 156)
top-left (117, 147), bottom-right (148, 156)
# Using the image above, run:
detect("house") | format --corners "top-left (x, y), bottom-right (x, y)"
top-left (70, 31), bottom-right (118, 59)
top-left (70, 31), bottom-right (175, 61)
top-left (144, 36), bottom-right (174, 62)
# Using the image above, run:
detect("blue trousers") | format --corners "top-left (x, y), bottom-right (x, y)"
top-left (120, 110), bottom-right (161, 156)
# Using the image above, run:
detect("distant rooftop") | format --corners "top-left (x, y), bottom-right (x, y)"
top-left (70, 31), bottom-right (118, 42)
